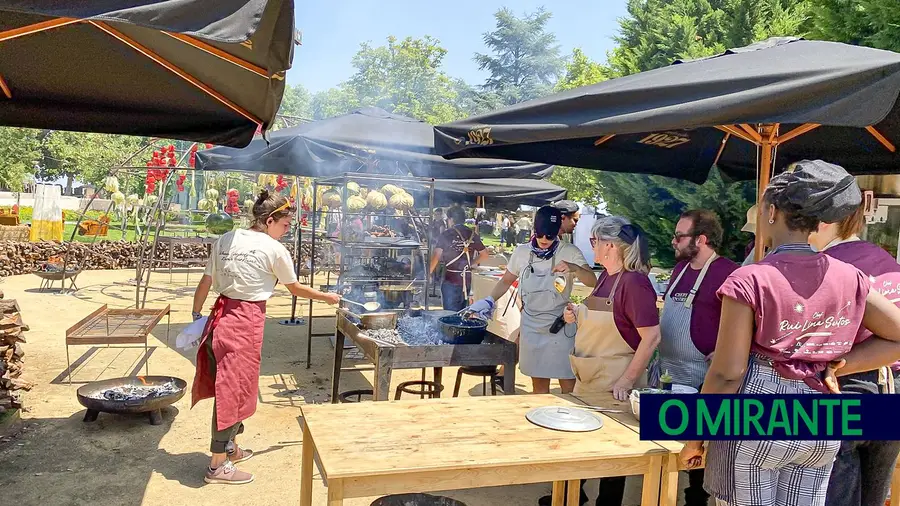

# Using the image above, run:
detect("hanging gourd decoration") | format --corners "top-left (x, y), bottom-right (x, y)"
top-left (146, 195), bottom-right (159, 207)
top-left (347, 195), bottom-right (367, 212)
top-left (205, 188), bottom-right (219, 201)
top-left (381, 184), bottom-right (401, 196)
top-left (197, 198), bottom-right (210, 212)
top-left (126, 194), bottom-right (140, 209)
top-left (366, 190), bottom-right (387, 210)
top-left (323, 189), bottom-right (342, 208)
top-left (205, 212), bottom-right (234, 235)
top-left (244, 199), bottom-right (255, 212)
top-left (111, 191), bottom-right (126, 206)
top-left (346, 181), bottom-right (361, 195)
top-left (389, 190), bottom-right (414, 210)
top-left (103, 176), bottom-right (119, 193)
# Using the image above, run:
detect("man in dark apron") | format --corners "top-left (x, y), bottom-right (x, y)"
top-left (659, 209), bottom-right (737, 506)
top-left (429, 206), bottom-right (488, 310)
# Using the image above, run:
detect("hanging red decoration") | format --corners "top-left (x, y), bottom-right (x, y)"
top-left (191, 144), bottom-right (199, 153)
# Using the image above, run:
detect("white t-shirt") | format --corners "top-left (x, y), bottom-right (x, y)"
top-left (506, 242), bottom-right (589, 279)
top-left (204, 229), bottom-right (298, 301)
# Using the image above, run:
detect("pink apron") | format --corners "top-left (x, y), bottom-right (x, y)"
top-left (191, 295), bottom-right (267, 431)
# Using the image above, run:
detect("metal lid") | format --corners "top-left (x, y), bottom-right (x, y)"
top-left (525, 406), bottom-right (603, 432)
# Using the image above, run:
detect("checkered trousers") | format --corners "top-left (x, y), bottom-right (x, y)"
top-left (704, 357), bottom-right (841, 506)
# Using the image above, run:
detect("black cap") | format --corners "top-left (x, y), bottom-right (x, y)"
top-left (534, 206), bottom-right (562, 238)
top-left (767, 159), bottom-right (862, 223)
top-left (553, 200), bottom-right (579, 215)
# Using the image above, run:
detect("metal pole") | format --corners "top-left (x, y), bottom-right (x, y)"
top-left (305, 179), bottom-right (320, 369)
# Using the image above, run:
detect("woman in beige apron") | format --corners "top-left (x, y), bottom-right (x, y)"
top-left (562, 216), bottom-right (662, 506)
top-left (564, 216), bottom-right (661, 400)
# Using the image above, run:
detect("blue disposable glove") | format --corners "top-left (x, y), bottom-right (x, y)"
top-left (466, 296), bottom-right (495, 321)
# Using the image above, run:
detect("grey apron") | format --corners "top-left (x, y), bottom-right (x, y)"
top-left (517, 251), bottom-right (576, 380)
top-left (658, 254), bottom-right (717, 389)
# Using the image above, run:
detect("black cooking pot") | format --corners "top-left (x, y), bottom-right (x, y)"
top-left (438, 315), bottom-right (487, 345)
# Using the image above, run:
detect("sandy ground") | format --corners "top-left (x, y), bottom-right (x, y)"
top-left (0, 267), bottom-right (702, 506)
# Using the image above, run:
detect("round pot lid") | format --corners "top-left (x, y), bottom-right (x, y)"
top-left (525, 406), bottom-right (603, 432)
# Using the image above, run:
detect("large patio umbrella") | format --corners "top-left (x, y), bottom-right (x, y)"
top-left (434, 37), bottom-right (900, 258)
top-left (197, 107), bottom-right (554, 178)
top-left (0, 0), bottom-right (296, 147)
top-left (428, 178), bottom-right (566, 207)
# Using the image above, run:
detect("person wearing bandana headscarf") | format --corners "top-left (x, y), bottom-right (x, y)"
top-left (679, 160), bottom-right (900, 506)
top-left (466, 205), bottom-right (595, 395)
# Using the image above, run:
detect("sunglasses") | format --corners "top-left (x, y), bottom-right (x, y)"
top-left (673, 232), bottom-right (695, 241)
top-left (535, 234), bottom-right (556, 240)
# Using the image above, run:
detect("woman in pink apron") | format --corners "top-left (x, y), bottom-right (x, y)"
top-left (191, 190), bottom-right (340, 485)
top-left (560, 216), bottom-right (661, 506)
top-left (680, 160), bottom-right (900, 506)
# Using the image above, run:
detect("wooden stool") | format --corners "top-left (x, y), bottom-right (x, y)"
top-left (338, 389), bottom-right (373, 403)
top-left (395, 380), bottom-right (444, 400)
top-left (453, 365), bottom-right (499, 397)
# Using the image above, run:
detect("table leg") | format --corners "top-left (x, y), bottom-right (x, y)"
top-left (327, 478), bottom-right (343, 505)
top-left (331, 330), bottom-right (344, 404)
top-left (566, 479), bottom-right (581, 506)
top-left (373, 358), bottom-right (392, 401)
top-left (433, 367), bottom-right (443, 398)
top-left (301, 421), bottom-right (314, 506)
top-left (551, 481), bottom-right (566, 506)
top-left (659, 454), bottom-right (679, 506)
top-left (503, 359), bottom-right (516, 395)
top-left (640, 454), bottom-right (663, 506)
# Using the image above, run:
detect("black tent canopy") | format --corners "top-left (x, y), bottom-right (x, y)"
top-left (196, 107), bottom-right (555, 179)
top-left (0, 0), bottom-right (296, 147)
top-left (428, 178), bottom-right (566, 207)
top-left (434, 37), bottom-right (900, 185)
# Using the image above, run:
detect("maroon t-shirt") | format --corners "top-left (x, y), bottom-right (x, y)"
top-left (591, 270), bottom-right (660, 351)
top-left (718, 252), bottom-right (870, 393)
top-left (435, 225), bottom-right (485, 286)
top-left (666, 256), bottom-right (739, 355)
top-left (825, 240), bottom-right (900, 370)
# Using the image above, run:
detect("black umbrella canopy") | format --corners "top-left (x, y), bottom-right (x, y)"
top-left (0, 0), bottom-right (296, 147)
top-left (196, 107), bottom-right (555, 179)
top-left (428, 178), bottom-right (567, 207)
top-left (434, 37), bottom-right (900, 184)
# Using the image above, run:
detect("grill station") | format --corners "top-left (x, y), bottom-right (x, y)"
top-left (331, 310), bottom-right (517, 402)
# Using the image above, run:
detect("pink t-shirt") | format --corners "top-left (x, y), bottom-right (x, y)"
top-left (825, 240), bottom-right (900, 371)
top-left (717, 252), bottom-right (870, 392)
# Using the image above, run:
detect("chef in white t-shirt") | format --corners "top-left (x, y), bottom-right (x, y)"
top-left (466, 206), bottom-right (596, 394)
top-left (190, 190), bottom-right (340, 486)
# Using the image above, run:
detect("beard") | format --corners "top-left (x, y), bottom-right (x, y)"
top-left (674, 239), bottom-right (699, 262)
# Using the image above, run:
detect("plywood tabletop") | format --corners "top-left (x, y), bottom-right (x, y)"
top-left (572, 392), bottom-right (686, 454)
top-left (300, 394), bottom-right (668, 480)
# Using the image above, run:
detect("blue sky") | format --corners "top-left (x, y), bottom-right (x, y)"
top-left (290, 0), bottom-right (630, 93)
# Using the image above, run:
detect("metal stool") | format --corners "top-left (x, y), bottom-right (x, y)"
top-left (338, 389), bottom-right (373, 403)
top-left (453, 365), bottom-right (499, 397)
top-left (371, 493), bottom-right (467, 505)
top-left (395, 380), bottom-right (444, 400)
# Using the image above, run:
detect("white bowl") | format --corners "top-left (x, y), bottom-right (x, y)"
top-left (629, 391), bottom-right (641, 421)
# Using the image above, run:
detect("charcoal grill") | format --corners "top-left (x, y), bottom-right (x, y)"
top-left (76, 375), bottom-right (187, 425)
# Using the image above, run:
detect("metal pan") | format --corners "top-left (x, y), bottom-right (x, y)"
top-left (337, 307), bottom-right (398, 330)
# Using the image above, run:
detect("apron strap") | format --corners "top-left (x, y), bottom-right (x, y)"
top-left (446, 227), bottom-right (475, 296)
top-left (605, 270), bottom-right (624, 307)
top-left (685, 252), bottom-right (717, 309)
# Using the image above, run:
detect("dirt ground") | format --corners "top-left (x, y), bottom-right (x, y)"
top-left (0, 267), bottom-right (700, 506)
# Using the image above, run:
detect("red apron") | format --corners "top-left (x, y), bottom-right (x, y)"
top-left (191, 295), bottom-right (267, 431)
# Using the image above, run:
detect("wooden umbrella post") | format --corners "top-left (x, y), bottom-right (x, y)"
top-left (753, 125), bottom-right (777, 262)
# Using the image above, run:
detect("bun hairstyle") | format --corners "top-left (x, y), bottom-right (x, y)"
top-left (251, 189), bottom-right (296, 230)
top-left (592, 216), bottom-right (651, 274)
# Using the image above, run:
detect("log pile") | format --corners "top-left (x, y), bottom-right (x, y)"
top-left (0, 240), bottom-right (316, 277)
top-left (0, 298), bottom-right (30, 414)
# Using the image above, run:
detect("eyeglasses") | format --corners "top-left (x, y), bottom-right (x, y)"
top-left (535, 233), bottom-right (556, 240)
top-left (673, 232), bottom-right (695, 241)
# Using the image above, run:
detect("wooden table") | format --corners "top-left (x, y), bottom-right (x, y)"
top-left (332, 312), bottom-right (517, 401)
top-left (573, 392), bottom-right (699, 506)
top-left (299, 394), bottom-right (669, 506)
top-left (64, 304), bottom-right (170, 384)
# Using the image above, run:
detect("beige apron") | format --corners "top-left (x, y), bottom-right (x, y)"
top-left (570, 272), bottom-right (648, 394)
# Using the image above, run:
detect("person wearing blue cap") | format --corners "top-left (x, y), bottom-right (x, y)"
top-left (466, 205), bottom-right (595, 395)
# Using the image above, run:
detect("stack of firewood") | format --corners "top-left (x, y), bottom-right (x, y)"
top-left (0, 298), bottom-right (31, 414)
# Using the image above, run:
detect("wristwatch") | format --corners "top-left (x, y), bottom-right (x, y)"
top-left (191, 311), bottom-right (203, 321)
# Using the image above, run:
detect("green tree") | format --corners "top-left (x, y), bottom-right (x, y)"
top-left (0, 127), bottom-right (41, 191)
top-left (278, 83), bottom-right (312, 121)
top-left (310, 87), bottom-right (358, 120)
top-left (809, 0), bottom-right (900, 52)
top-left (474, 7), bottom-right (565, 105)
top-left (549, 0), bottom-right (810, 264)
top-left (40, 132), bottom-right (144, 194)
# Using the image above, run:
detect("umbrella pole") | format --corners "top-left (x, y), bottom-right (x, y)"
top-left (753, 128), bottom-right (775, 262)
